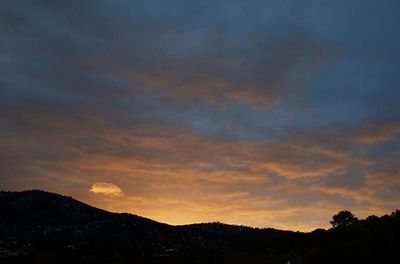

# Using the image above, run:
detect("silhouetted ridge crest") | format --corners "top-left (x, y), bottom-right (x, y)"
top-left (0, 190), bottom-right (399, 264)
top-left (0, 190), bottom-right (111, 225)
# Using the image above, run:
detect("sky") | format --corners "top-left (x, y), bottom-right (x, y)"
top-left (1, 0), bottom-right (400, 231)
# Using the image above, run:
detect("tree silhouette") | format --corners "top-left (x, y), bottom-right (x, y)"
top-left (390, 209), bottom-right (400, 218)
top-left (330, 210), bottom-right (358, 228)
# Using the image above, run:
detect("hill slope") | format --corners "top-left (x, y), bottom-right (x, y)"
top-left (0, 190), bottom-right (399, 264)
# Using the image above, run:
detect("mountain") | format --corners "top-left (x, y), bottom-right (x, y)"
top-left (0, 190), bottom-right (399, 264)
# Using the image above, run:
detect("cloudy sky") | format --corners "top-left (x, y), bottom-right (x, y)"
top-left (1, 0), bottom-right (400, 231)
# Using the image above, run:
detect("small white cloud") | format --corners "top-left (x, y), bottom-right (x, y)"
top-left (90, 182), bottom-right (123, 196)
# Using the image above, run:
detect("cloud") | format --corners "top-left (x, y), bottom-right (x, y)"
top-left (347, 122), bottom-right (400, 144)
top-left (1, 0), bottom-right (400, 231)
top-left (90, 182), bottom-right (123, 197)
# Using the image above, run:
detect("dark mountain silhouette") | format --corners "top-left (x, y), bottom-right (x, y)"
top-left (0, 190), bottom-right (399, 264)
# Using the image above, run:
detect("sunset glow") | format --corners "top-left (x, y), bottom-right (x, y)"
top-left (1, 0), bottom-right (400, 231)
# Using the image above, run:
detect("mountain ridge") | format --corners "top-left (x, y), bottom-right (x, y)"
top-left (1, 190), bottom-right (399, 264)
top-left (0, 189), bottom-right (284, 231)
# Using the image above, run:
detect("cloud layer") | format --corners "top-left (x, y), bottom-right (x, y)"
top-left (1, 0), bottom-right (400, 231)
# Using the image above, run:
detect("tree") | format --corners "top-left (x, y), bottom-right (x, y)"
top-left (366, 215), bottom-right (379, 221)
top-left (330, 210), bottom-right (358, 228)
top-left (390, 209), bottom-right (400, 218)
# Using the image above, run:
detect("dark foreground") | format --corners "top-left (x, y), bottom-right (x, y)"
top-left (0, 190), bottom-right (399, 264)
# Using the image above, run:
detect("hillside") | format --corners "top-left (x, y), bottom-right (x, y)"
top-left (0, 190), bottom-right (399, 263)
